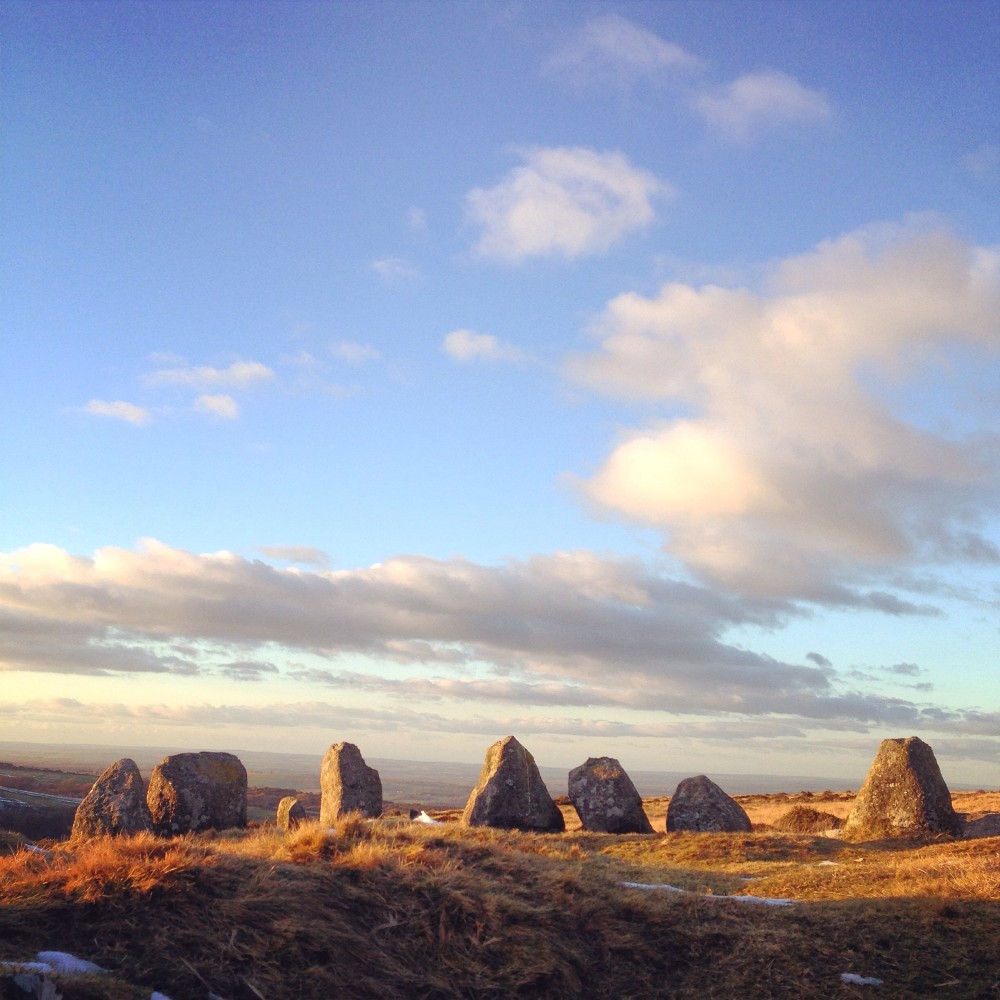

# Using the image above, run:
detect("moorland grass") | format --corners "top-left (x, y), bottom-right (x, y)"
top-left (1, 810), bottom-right (999, 999)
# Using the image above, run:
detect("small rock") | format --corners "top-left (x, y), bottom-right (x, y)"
top-left (276, 796), bottom-right (307, 831)
top-left (963, 813), bottom-right (1000, 839)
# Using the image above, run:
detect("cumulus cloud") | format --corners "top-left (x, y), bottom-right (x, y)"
top-left (145, 359), bottom-right (274, 389)
top-left (544, 14), bottom-right (703, 86)
top-left (567, 218), bottom-right (1000, 599)
top-left (193, 393), bottom-right (239, 420)
top-left (442, 329), bottom-right (525, 364)
top-left (466, 147), bottom-right (671, 262)
top-left (693, 70), bottom-right (832, 142)
top-left (82, 399), bottom-right (152, 426)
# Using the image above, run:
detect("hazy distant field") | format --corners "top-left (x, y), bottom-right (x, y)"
top-left (0, 740), bottom-right (861, 807)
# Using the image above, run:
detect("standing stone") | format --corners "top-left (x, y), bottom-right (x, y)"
top-left (319, 743), bottom-right (382, 824)
top-left (568, 757), bottom-right (653, 834)
top-left (843, 736), bottom-right (963, 841)
top-left (461, 735), bottom-right (565, 832)
top-left (147, 752), bottom-right (248, 835)
top-left (666, 775), bottom-right (752, 833)
top-left (71, 758), bottom-right (153, 839)
top-left (276, 796), bottom-right (307, 831)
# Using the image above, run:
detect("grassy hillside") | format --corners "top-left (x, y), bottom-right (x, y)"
top-left (1, 795), bottom-right (999, 1000)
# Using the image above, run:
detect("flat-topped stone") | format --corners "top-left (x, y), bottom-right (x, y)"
top-left (147, 751), bottom-right (247, 835)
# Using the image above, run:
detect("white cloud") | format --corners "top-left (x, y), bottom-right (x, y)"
top-left (0, 538), bottom-right (970, 732)
top-left (369, 256), bottom-right (420, 281)
top-left (146, 359), bottom-right (274, 389)
top-left (194, 393), bottom-right (239, 420)
top-left (329, 341), bottom-right (381, 364)
top-left (466, 147), bottom-right (672, 262)
top-left (442, 329), bottom-right (525, 364)
top-left (82, 399), bottom-right (152, 426)
top-left (693, 70), bottom-right (832, 142)
top-left (567, 218), bottom-right (1000, 598)
top-left (544, 14), bottom-right (703, 86)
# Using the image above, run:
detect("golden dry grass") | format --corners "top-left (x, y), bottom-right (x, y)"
top-left (1, 793), bottom-right (999, 999)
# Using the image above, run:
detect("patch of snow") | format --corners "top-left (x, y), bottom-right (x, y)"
top-left (36, 952), bottom-right (105, 974)
top-left (841, 972), bottom-right (883, 986)
top-left (726, 895), bottom-right (794, 906)
top-left (150, 992), bottom-right (173, 999)
top-left (817, 860), bottom-right (840, 866)
top-left (412, 810), bottom-right (443, 825)
top-left (23, 844), bottom-right (52, 855)
top-left (1, 961), bottom-right (53, 973)
top-left (621, 882), bottom-right (793, 905)
top-left (622, 881), bottom-right (683, 892)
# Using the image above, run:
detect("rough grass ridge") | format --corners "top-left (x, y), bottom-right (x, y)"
top-left (1, 804), bottom-right (999, 999)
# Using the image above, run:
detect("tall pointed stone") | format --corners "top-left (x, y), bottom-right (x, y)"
top-left (462, 735), bottom-right (565, 832)
top-left (843, 737), bottom-right (962, 840)
top-left (72, 758), bottom-right (153, 838)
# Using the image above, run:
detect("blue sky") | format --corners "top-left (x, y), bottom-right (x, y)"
top-left (2, 0), bottom-right (998, 786)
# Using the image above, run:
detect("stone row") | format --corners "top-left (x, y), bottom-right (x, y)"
top-left (71, 734), bottom-right (964, 842)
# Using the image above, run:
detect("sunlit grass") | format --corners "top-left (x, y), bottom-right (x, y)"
top-left (1, 792), bottom-right (999, 999)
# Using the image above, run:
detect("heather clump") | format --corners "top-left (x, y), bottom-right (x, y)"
top-left (772, 806), bottom-right (844, 834)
